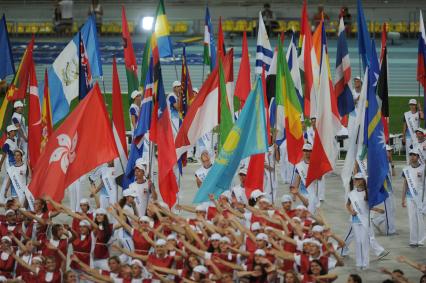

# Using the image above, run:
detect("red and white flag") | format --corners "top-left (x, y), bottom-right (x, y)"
top-left (112, 56), bottom-right (128, 172)
top-left (27, 60), bottom-right (42, 170)
top-left (29, 83), bottom-right (119, 202)
top-left (175, 50), bottom-right (233, 158)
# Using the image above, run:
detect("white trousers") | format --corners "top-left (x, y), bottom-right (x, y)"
top-left (318, 177), bottom-right (325, 201)
top-left (405, 138), bottom-right (413, 164)
top-left (342, 222), bottom-right (385, 257)
top-left (68, 178), bottom-right (82, 212)
top-left (371, 193), bottom-right (396, 235)
top-left (279, 143), bottom-right (294, 184)
top-left (407, 198), bottom-right (425, 245)
top-left (352, 222), bottom-right (370, 268)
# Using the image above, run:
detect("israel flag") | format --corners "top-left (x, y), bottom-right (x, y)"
top-left (40, 15), bottom-right (102, 124)
top-left (255, 12), bottom-right (273, 74)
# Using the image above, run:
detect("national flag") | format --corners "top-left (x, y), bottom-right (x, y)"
top-left (122, 6), bottom-right (139, 96)
top-left (234, 31), bottom-right (251, 107)
top-left (380, 23), bottom-right (387, 64)
top-left (112, 56), bottom-right (128, 172)
top-left (78, 32), bottom-right (92, 100)
top-left (40, 69), bottom-right (53, 151)
top-left (175, 50), bottom-right (234, 159)
top-left (203, 6), bottom-right (217, 71)
top-left (29, 83), bottom-right (118, 202)
top-left (417, 11), bottom-right (426, 90)
top-left (41, 15), bottom-right (102, 124)
top-left (193, 77), bottom-right (268, 203)
top-left (286, 33), bottom-right (304, 110)
top-left (357, 0), bottom-right (372, 72)
top-left (218, 58), bottom-right (234, 153)
top-left (365, 67), bottom-right (389, 207)
top-left (299, 0), bottom-right (319, 118)
top-left (306, 21), bottom-right (340, 187)
top-left (261, 66), bottom-right (271, 145)
top-left (28, 59), bottom-right (42, 170)
top-left (180, 46), bottom-right (193, 117)
top-left (0, 14), bottom-right (14, 79)
top-left (378, 24), bottom-right (390, 141)
top-left (140, 34), bottom-right (152, 91)
top-left (276, 38), bottom-right (304, 165)
top-left (217, 17), bottom-right (226, 59)
top-left (151, 71), bottom-right (178, 208)
top-left (335, 17), bottom-right (354, 119)
top-left (255, 12), bottom-right (273, 74)
top-left (154, 0), bottom-right (173, 58)
top-left (245, 153), bottom-right (265, 198)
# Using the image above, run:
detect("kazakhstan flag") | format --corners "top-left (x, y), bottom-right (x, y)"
top-left (193, 77), bottom-right (268, 203)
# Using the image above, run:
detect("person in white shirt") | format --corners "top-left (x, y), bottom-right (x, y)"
top-left (347, 77), bottom-right (362, 139)
top-left (402, 149), bottom-right (426, 247)
top-left (128, 158), bottom-right (157, 217)
top-left (195, 150), bottom-right (213, 188)
top-left (167, 81), bottom-right (182, 138)
top-left (11, 101), bottom-right (27, 152)
top-left (402, 99), bottom-right (424, 163)
top-left (129, 90), bottom-right (142, 133)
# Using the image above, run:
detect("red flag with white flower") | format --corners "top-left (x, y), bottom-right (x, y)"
top-left (29, 83), bottom-right (119, 202)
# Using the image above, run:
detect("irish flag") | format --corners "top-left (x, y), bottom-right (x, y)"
top-left (175, 50), bottom-right (234, 158)
top-left (122, 6), bottom-right (139, 96)
top-left (276, 37), bottom-right (304, 165)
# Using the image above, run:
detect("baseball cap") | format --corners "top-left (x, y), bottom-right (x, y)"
top-left (156, 239), bottom-right (167, 246)
top-left (256, 233), bottom-right (269, 242)
top-left (409, 99), bottom-right (417, 105)
top-left (172, 81), bottom-right (181, 88)
top-left (195, 204), bottom-right (207, 212)
top-left (354, 76), bottom-right (362, 81)
top-left (193, 265), bottom-right (208, 274)
top-left (79, 198), bottom-right (89, 205)
top-left (193, 87), bottom-right (199, 93)
top-left (167, 234), bottom-right (177, 241)
top-left (250, 189), bottom-right (265, 200)
top-left (220, 190), bottom-right (232, 201)
top-left (5, 209), bottom-right (15, 215)
top-left (134, 158), bottom-right (147, 170)
top-left (302, 143), bottom-right (313, 151)
top-left (385, 144), bottom-right (393, 151)
top-left (1, 236), bottom-right (11, 242)
top-left (139, 216), bottom-right (151, 223)
top-left (259, 198), bottom-right (271, 204)
top-left (251, 222), bottom-right (262, 231)
top-left (220, 236), bottom-right (231, 243)
top-left (353, 172), bottom-right (366, 179)
top-left (6, 125), bottom-right (18, 132)
top-left (409, 149), bottom-right (420, 156)
top-left (13, 101), bottom-right (24, 108)
top-left (280, 194), bottom-right (293, 203)
top-left (239, 167), bottom-right (248, 175)
top-left (312, 225), bottom-right (324, 233)
top-left (79, 220), bottom-right (91, 227)
top-left (254, 249), bottom-right (266, 256)
top-left (130, 90), bottom-right (142, 99)
top-left (95, 208), bottom-right (107, 215)
top-left (131, 259), bottom-right (143, 268)
top-left (210, 233), bottom-right (222, 241)
top-left (123, 189), bottom-right (137, 198)
top-left (296, 205), bottom-right (307, 211)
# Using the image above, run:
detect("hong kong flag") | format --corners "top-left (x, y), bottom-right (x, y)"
top-left (29, 83), bottom-right (119, 202)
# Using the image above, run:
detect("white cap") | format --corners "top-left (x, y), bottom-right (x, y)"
top-left (259, 198), bottom-right (271, 204)
top-left (167, 234), bottom-right (177, 241)
top-left (292, 216), bottom-right (302, 222)
top-left (13, 101), bottom-right (24, 108)
top-left (353, 172), bottom-right (366, 179)
top-left (123, 189), bottom-right (137, 198)
top-left (79, 220), bottom-right (91, 227)
top-left (231, 186), bottom-right (248, 204)
top-left (1, 236), bottom-right (11, 242)
top-left (220, 190), bottom-right (232, 201)
top-left (409, 99), bottom-right (417, 105)
top-left (254, 249), bottom-right (266, 256)
top-left (131, 259), bottom-right (144, 268)
top-left (5, 209), bottom-right (15, 215)
top-left (416, 127), bottom-right (424, 133)
top-left (156, 239), bottom-right (167, 246)
top-left (302, 143), bottom-right (313, 151)
top-left (251, 222), bottom-right (262, 231)
top-left (139, 216), bottom-right (151, 223)
top-left (409, 149), bottom-right (420, 155)
top-left (193, 265), bottom-right (208, 274)
top-left (220, 236), bottom-right (231, 243)
top-left (296, 204), bottom-right (307, 211)
top-left (172, 81), bottom-right (181, 88)
top-left (193, 87), bottom-right (199, 93)
top-left (79, 198), bottom-right (89, 205)
top-left (131, 90), bottom-right (142, 99)
top-left (239, 167), bottom-right (248, 175)
top-left (6, 125), bottom-right (18, 132)
top-left (385, 144), bottom-right (393, 151)
top-left (312, 225), bottom-right (324, 233)
top-left (250, 189), bottom-right (265, 200)
top-left (32, 256), bottom-right (43, 263)
top-left (353, 76), bottom-right (361, 81)
top-left (95, 208), bottom-right (107, 215)
top-left (280, 194), bottom-right (293, 203)
top-left (210, 233), bottom-right (222, 241)
top-left (309, 239), bottom-right (322, 247)
top-left (195, 204), bottom-right (207, 212)
top-left (134, 158), bottom-right (147, 170)
top-left (256, 233), bottom-right (269, 242)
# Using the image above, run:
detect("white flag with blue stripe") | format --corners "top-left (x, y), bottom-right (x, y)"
top-left (255, 12), bottom-right (273, 74)
top-left (40, 15), bottom-right (102, 124)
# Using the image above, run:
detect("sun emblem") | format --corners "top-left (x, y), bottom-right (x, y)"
top-left (49, 133), bottom-right (78, 174)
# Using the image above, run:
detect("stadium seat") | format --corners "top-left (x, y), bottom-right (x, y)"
top-left (234, 20), bottom-right (250, 32)
top-left (287, 21), bottom-right (300, 32)
top-left (6, 23), bottom-right (14, 33)
top-left (174, 22), bottom-right (188, 33)
top-left (273, 20), bottom-right (286, 32)
top-left (16, 23), bottom-right (25, 34)
top-left (326, 20), bottom-right (338, 34)
top-left (223, 20), bottom-right (234, 32)
top-left (128, 22), bottom-right (135, 33)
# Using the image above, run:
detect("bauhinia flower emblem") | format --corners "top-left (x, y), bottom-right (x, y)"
top-left (49, 133), bottom-right (78, 174)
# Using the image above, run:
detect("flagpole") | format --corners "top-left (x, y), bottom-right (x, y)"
top-left (202, 63), bottom-right (205, 86)
top-left (173, 53), bottom-right (179, 80)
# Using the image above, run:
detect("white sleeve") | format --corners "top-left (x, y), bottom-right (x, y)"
top-left (293, 254), bottom-right (301, 266)
top-left (204, 252), bottom-right (212, 260)
top-left (328, 257), bottom-right (337, 271)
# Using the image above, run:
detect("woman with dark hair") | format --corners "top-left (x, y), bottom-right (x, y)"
top-left (284, 270), bottom-right (301, 283)
top-left (91, 208), bottom-right (113, 270)
top-left (347, 274), bottom-right (362, 283)
top-left (39, 223), bottom-right (70, 269)
top-left (302, 259), bottom-right (338, 282)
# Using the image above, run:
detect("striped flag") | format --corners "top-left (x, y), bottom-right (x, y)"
top-left (417, 10), bottom-right (426, 90)
top-left (306, 20), bottom-right (340, 187)
top-left (335, 17), bottom-right (354, 119)
top-left (299, 0), bottom-right (319, 118)
top-left (0, 14), bottom-right (14, 79)
top-left (154, 0), bottom-right (173, 58)
top-left (122, 6), bottom-right (139, 97)
top-left (276, 38), bottom-right (304, 165)
top-left (203, 6), bottom-right (216, 71)
top-left (255, 12), bottom-right (273, 74)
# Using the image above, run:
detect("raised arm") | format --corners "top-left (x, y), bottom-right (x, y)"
top-left (11, 252), bottom-right (37, 273)
top-left (111, 244), bottom-right (148, 262)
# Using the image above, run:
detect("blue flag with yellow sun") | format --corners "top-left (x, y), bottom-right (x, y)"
top-left (193, 77), bottom-right (268, 203)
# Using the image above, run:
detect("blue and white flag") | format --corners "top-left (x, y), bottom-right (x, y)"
top-left (41, 15), bottom-right (102, 124)
top-left (255, 12), bottom-right (273, 74)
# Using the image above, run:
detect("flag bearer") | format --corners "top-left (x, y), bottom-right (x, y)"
top-left (402, 99), bottom-right (424, 163)
top-left (129, 90), bottom-right (142, 132)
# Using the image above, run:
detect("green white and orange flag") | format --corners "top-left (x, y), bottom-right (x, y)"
top-left (121, 6), bottom-right (139, 97)
top-left (276, 38), bottom-right (304, 165)
top-left (40, 68), bottom-right (53, 151)
top-left (154, 0), bottom-right (173, 58)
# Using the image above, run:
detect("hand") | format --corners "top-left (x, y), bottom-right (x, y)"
top-left (290, 186), bottom-right (299, 195)
top-left (70, 254), bottom-right (79, 262)
top-left (208, 194), bottom-right (215, 201)
top-left (402, 200), bottom-right (406, 208)
top-left (396, 255), bottom-right (406, 263)
top-left (351, 211), bottom-right (357, 216)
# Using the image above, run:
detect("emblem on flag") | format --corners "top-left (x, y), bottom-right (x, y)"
top-left (49, 133), bottom-right (78, 174)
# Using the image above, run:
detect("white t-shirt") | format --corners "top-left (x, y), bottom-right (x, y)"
top-left (129, 181), bottom-right (150, 216)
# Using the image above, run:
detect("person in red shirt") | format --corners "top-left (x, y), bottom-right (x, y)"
top-left (90, 208), bottom-right (113, 270)
top-left (12, 254), bottom-right (64, 283)
top-left (38, 223), bottom-right (70, 269)
top-left (69, 219), bottom-right (92, 277)
top-left (0, 236), bottom-right (15, 278)
top-left (0, 209), bottom-right (21, 241)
